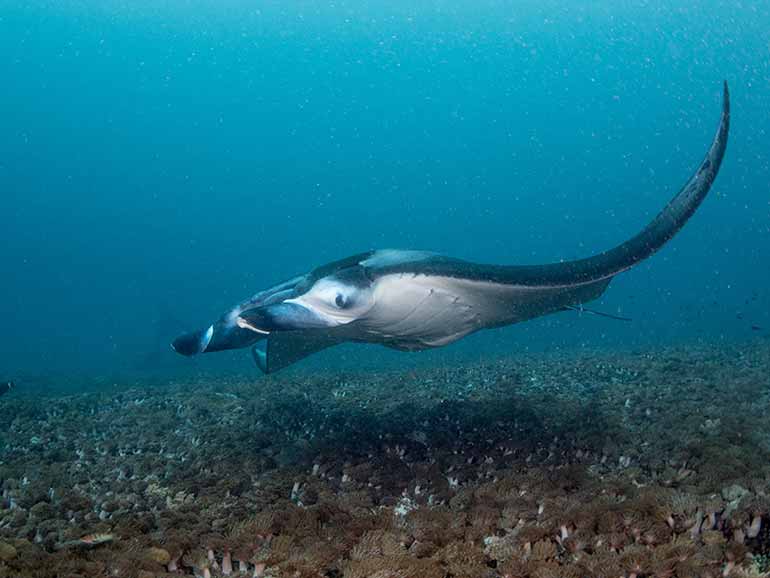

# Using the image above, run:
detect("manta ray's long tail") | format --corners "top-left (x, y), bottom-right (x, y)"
top-left (533, 82), bottom-right (730, 286)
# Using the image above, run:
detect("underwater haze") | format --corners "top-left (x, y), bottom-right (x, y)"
top-left (2, 0), bottom-right (770, 379)
top-left (8, 3), bottom-right (770, 577)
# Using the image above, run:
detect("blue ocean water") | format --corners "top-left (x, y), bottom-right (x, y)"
top-left (1, 1), bottom-right (769, 379)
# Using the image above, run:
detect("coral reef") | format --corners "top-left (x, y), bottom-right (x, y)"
top-left (2, 340), bottom-right (770, 577)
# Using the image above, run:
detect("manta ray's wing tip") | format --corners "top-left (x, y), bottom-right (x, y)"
top-left (722, 80), bottom-right (730, 113)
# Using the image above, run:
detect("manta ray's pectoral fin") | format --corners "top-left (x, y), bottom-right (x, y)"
top-left (251, 331), bottom-right (346, 374)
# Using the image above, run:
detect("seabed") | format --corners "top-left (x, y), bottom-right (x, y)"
top-left (2, 341), bottom-right (770, 577)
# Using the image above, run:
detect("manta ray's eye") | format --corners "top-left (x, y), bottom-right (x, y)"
top-left (335, 293), bottom-right (346, 308)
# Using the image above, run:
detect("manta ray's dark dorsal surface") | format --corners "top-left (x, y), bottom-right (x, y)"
top-left (173, 83), bottom-right (730, 373)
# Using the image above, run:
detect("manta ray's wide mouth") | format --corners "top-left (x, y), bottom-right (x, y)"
top-left (237, 302), bottom-right (336, 333)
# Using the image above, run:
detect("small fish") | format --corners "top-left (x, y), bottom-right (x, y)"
top-left (751, 325), bottom-right (762, 331)
top-left (80, 533), bottom-right (114, 546)
top-left (55, 533), bottom-right (114, 550)
top-left (0, 381), bottom-right (14, 397)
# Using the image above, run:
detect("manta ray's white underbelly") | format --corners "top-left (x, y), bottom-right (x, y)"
top-left (356, 273), bottom-right (554, 349)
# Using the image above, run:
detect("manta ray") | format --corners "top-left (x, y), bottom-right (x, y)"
top-left (173, 83), bottom-right (730, 374)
